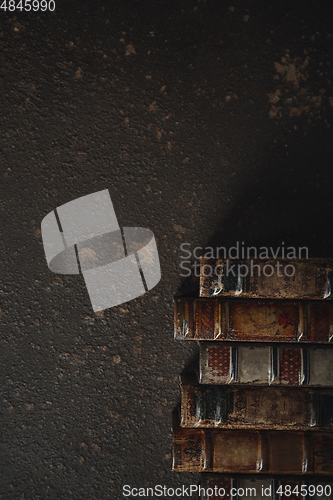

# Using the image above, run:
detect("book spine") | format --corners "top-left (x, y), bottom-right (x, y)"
top-left (181, 384), bottom-right (333, 430)
top-left (172, 428), bottom-right (333, 474)
top-left (174, 298), bottom-right (195, 340)
top-left (199, 476), bottom-right (333, 500)
top-left (199, 343), bottom-right (333, 387)
top-left (199, 259), bottom-right (333, 300)
top-left (172, 428), bottom-right (207, 472)
top-left (174, 298), bottom-right (333, 342)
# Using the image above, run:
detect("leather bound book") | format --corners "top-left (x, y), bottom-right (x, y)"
top-left (180, 374), bottom-right (333, 430)
top-left (199, 342), bottom-right (333, 387)
top-left (174, 298), bottom-right (333, 342)
top-left (199, 476), bottom-right (333, 500)
top-left (199, 258), bottom-right (333, 300)
top-left (172, 427), bottom-right (333, 474)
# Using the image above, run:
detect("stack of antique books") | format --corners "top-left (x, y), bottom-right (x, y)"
top-left (173, 258), bottom-right (333, 499)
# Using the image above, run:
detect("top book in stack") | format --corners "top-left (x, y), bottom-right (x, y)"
top-left (200, 258), bottom-right (333, 300)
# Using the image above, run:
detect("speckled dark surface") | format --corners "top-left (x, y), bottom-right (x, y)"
top-left (1, 0), bottom-right (333, 498)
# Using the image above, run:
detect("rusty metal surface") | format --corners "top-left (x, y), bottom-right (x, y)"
top-left (1, 0), bottom-right (333, 497)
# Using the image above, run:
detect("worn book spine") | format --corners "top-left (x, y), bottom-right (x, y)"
top-left (199, 342), bottom-right (333, 387)
top-left (180, 376), bottom-right (333, 430)
top-left (199, 476), bottom-right (333, 500)
top-left (174, 298), bottom-right (333, 342)
top-left (172, 428), bottom-right (333, 474)
top-left (199, 258), bottom-right (333, 300)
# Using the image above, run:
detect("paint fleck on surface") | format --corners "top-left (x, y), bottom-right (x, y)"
top-left (269, 47), bottom-right (332, 128)
top-left (125, 44), bottom-right (136, 55)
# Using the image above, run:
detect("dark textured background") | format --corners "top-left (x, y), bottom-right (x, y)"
top-left (1, 0), bottom-right (333, 498)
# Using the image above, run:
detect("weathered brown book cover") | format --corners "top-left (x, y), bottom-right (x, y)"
top-left (200, 476), bottom-right (333, 500)
top-left (174, 298), bottom-right (333, 342)
top-left (199, 342), bottom-right (333, 386)
top-left (172, 427), bottom-right (333, 474)
top-left (180, 375), bottom-right (333, 430)
top-left (199, 258), bottom-right (333, 300)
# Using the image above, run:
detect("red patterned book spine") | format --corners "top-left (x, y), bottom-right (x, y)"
top-left (280, 347), bottom-right (302, 385)
top-left (207, 344), bottom-right (231, 381)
